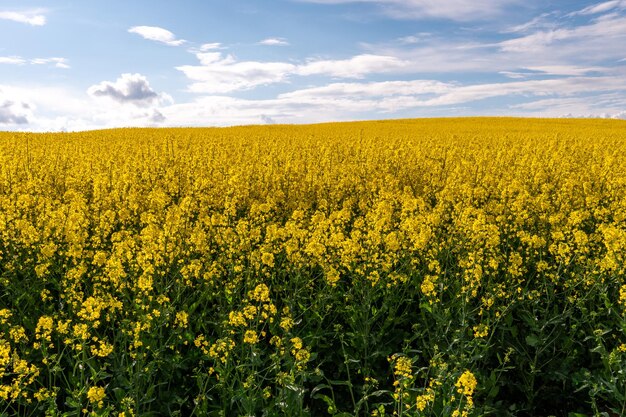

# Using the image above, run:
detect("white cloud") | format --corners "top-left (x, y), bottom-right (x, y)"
top-left (499, 14), bottom-right (626, 56)
top-left (0, 87), bottom-right (36, 125)
top-left (0, 56), bottom-right (70, 68)
top-left (499, 29), bottom-right (571, 53)
top-left (0, 83), bottom-right (176, 131)
top-left (149, 109), bottom-right (166, 123)
top-left (0, 56), bottom-right (26, 65)
top-left (396, 33), bottom-right (431, 44)
top-left (523, 65), bottom-right (606, 76)
top-left (404, 77), bottom-right (626, 107)
top-left (156, 73), bottom-right (626, 126)
top-left (510, 95), bottom-right (626, 119)
top-left (297, 54), bottom-right (407, 77)
top-left (177, 52), bottom-right (297, 93)
top-left (0, 99), bottom-right (31, 125)
top-left (0, 10), bottom-right (46, 26)
top-left (499, 71), bottom-right (528, 79)
top-left (274, 75), bottom-right (626, 118)
top-left (279, 79), bottom-right (451, 99)
top-left (259, 37), bottom-right (290, 46)
top-left (177, 52), bottom-right (409, 93)
top-left (199, 43), bottom-right (223, 51)
top-left (569, 0), bottom-right (626, 16)
top-left (88, 73), bottom-right (170, 106)
top-left (31, 57), bottom-right (70, 69)
top-left (128, 26), bottom-right (186, 46)
top-left (504, 13), bottom-right (558, 34)
top-left (299, 0), bottom-right (521, 20)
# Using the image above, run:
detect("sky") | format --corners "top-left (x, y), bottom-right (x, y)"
top-left (1, 0), bottom-right (625, 131)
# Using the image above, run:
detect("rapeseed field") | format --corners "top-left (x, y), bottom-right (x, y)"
top-left (1, 118), bottom-right (625, 416)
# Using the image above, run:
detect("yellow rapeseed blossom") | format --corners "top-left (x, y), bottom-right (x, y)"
top-left (261, 252), bottom-right (275, 268)
top-left (87, 386), bottom-right (106, 408)
top-left (35, 316), bottom-right (55, 342)
top-left (473, 324), bottom-right (489, 339)
top-left (393, 356), bottom-right (413, 379)
top-left (456, 370), bottom-right (477, 397)
top-left (243, 330), bottom-right (259, 344)
top-left (416, 388), bottom-right (435, 411)
top-left (249, 284), bottom-right (271, 303)
top-left (174, 311), bottom-right (189, 328)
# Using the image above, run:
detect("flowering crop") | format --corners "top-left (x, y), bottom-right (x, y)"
top-left (1, 118), bottom-right (626, 416)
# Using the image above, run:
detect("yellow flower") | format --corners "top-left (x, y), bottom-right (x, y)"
top-left (290, 337), bottom-right (303, 351)
top-left (295, 348), bottom-right (310, 363)
top-left (421, 275), bottom-right (437, 298)
top-left (249, 283), bottom-right (271, 303)
top-left (175, 311), bottom-right (189, 328)
top-left (228, 311), bottom-right (247, 327)
top-left (243, 305), bottom-right (257, 320)
top-left (9, 326), bottom-right (27, 343)
top-left (473, 324), bottom-right (489, 339)
top-left (261, 251), bottom-right (275, 268)
top-left (35, 316), bottom-right (55, 342)
top-left (243, 330), bottom-right (259, 344)
top-left (456, 370), bottom-right (477, 397)
top-left (416, 388), bottom-right (435, 411)
top-left (209, 338), bottom-right (235, 364)
top-left (90, 340), bottom-right (114, 357)
top-left (393, 356), bottom-right (413, 379)
top-left (87, 386), bottom-right (106, 408)
top-left (280, 316), bottom-right (294, 332)
top-left (0, 340), bottom-right (10, 368)
top-left (325, 268), bottom-right (340, 287)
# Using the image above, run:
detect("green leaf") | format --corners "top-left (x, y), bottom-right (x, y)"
top-left (525, 334), bottom-right (540, 347)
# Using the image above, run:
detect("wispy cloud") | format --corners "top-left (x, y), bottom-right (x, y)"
top-left (396, 33), bottom-right (431, 44)
top-left (568, 0), bottom-right (626, 16)
top-left (199, 43), bottom-right (224, 51)
top-left (297, 54), bottom-right (407, 77)
top-left (298, 0), bottom-right (522, 21)
top-left (0, 56), bottom-right (27, 65)
top-left (259, 37), bottom-right (290, 46)
top-left (278, 76), bottom-right (626, 109)
top-left (177, 52), bottom-right (296, 93)
top-left (503, 13), bottom-right (558, 34)
top-left (177, 51), bottom-right (407, 93)
top-left (0, 9), bottom-right (46, 26)
top-left (31, 57), bottom-right (70, 69)
top-left (0, 56), bottom-right (70, 68)
top-left (498, 13), bottom-right (626, 61)
top-left (128, 26), bottom-right (186, 46)
top-left (279, 80), bottom-right (451, 100)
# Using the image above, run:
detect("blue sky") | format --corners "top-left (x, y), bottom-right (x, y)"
top-left (1, 0), bottom-right (625, 130)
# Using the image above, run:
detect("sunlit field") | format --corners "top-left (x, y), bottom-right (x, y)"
top-left (1, 118), bottom-right (626, 416)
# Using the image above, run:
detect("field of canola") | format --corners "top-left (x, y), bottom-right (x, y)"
top-left (1, 118), bottom-right (626, 417)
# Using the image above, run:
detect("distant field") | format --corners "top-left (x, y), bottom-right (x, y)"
top-left (1, 118), bottom-right (626, 416)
